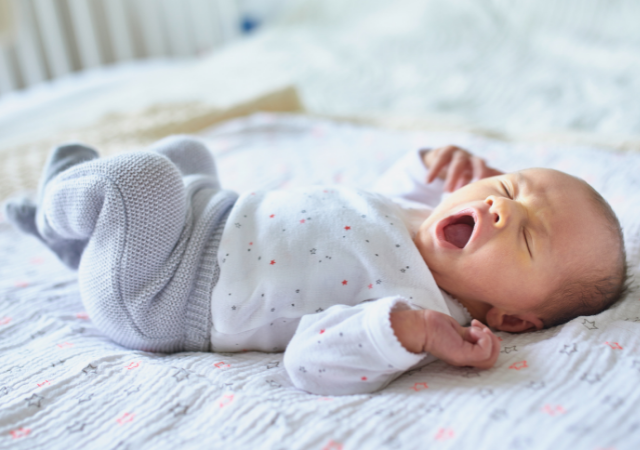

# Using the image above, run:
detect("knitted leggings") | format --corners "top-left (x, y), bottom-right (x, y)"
top-left (40, 136), bottom-right (237, 352)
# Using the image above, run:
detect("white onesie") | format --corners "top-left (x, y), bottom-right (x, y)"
top-left (210, 148), bottom-right (472, 395)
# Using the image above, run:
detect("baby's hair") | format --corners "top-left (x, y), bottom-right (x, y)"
top-left (539, 179), bottom-right (630, 328)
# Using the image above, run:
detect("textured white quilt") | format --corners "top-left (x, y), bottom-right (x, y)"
top-left (1, 113), bottom-right (639, 450)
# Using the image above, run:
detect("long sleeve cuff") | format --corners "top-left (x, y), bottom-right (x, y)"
top-left (364, 296), bottom-right (426, 369)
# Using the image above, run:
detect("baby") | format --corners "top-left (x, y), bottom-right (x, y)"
top-left (4, 137), bottom-right (628, 396)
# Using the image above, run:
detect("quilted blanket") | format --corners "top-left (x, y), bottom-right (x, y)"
top-left (1, 113), bottom-right (639, 449)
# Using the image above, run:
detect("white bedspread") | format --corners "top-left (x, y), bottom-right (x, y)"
top-left (1, 113), bottom-right (639, 449)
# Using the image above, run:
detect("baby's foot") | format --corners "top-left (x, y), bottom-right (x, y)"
top-left (4, 197), bottom-right (39, 236)
top-left (38, 143), bottom-right (99, 202)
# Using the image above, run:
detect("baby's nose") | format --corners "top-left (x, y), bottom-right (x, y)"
top-left (485, 196), bottom-right (508, 227)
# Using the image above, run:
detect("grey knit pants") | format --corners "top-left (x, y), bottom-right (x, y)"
top-left (37, 136), bottom-right (237, 352)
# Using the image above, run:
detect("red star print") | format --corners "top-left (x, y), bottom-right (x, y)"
top-left (56, 342), bottom-right (74, 348)
top-left (218, 393), bottom-right (234, 408)
top-left (342, 280), bottom-right (348, 285)
top-left (411, 382), bottom-right (428, 391)
top-left (344, 226), bottom-right (351, 230)
top-left (509, 360), bottom-right (528, 370)
top-left (319, 329), bottom-right (325, 334)
top-left (541, 404), bottom-right (566, 416)
top-left (76, 312), bottom-right (89, 320)
top-left (368, 284), bottom-right (373, 289)
top-left (269, 214), bottom-right (275, 218)
top-left (10, 427), bottom-right (31, 439)
top-left (434, 428), bottom-right (455, 441)
top-left (0, 317), bottom-right (12, 325)
top-left (116, 412), bottom-right (135, 425)
top-left (322, 440), bottom-right (343, 450)
top-left (270, 260), bottom-right (276, 265)
top-left (361, 376), bottom-right (367, 381)
top-left (37, 380), bottom-right (51, 387)
top-left (300, 219), bottom-right (306, 223)
top-left (14, 281), bottom-right (28, 288)
top-left (605, 341), bottom-right (623, 350)
top-left (249, 242), bottom-right (253, 245)
top-left (125, 361), bottom-right (140, 370)
top-left (214, 361), bottom-right (231, 368)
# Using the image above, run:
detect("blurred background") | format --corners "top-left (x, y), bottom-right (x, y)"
top-left (1, 0), bottom-right (640, 151)
top-left (0, 0), bottom-right (293, 93)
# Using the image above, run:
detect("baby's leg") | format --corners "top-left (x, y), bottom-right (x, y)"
top-left (39, 151), bottom-right (197, 351)
top-left (4, 144), bottom-right (99, 269)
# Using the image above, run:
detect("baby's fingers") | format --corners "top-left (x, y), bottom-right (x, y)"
top-left (470, 156), bottom-right (489, 181)
top-left (467, 327), bottom-right (499, 369)
top-left (443, 152), bottom-right (470, 192)
top-left (426, 147), bottom-right (454, 183)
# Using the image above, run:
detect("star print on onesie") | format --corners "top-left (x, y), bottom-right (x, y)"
top-left (210, 149), bottom-right (472, 394)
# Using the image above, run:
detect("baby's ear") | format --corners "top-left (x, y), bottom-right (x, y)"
top-left (485, 308), bottom-right (543, 333)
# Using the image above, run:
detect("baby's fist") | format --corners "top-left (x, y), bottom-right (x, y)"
top-left (422, 311), bottom-right (500, 370)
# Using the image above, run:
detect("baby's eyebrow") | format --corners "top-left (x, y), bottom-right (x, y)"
top-left (516, 172), bottom-right (550, 240)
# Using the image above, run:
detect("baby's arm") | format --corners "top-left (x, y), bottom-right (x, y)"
top-left (283, 297), bottom-right (500, 395)
top-left (390, 309), bottom-right (500, 369)
top-left (373, 145), bottom-right (502, 206)
top-left (284, 297), bottom-right (436, 395)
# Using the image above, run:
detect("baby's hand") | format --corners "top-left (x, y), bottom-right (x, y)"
top-left (422, 310), bottom-right (501, 370)
top-left (422, 145), bottom-right (503, 192)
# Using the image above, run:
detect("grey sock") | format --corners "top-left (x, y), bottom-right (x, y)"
top-left (4, 143), bottom-right (99, 269)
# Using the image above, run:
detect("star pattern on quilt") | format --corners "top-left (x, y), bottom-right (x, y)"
top-left (67, 421), bottom-right (86, 433)
top-left (509, 360), bottom-right (528, 370)
top-left (170, 403), bottom-right (189, 416)
top-left (479, 388), bottom-right (493, 398)
top-left (172, 368), bottom-right (190, 382)
top-left (0, 386), bottom-right (8, 397)
top-left (266, 379), bottom-right (282, 388)
top-left (560, 344), bottom-right (577, 355)
top-left (125, 385), bottom-right (141, 396)
top-left (580, 373), bottom-right (601, 384)
top-left (582, 319), bottom-right (598, 330)
top-left (501, 346), bottom-right (517, 354)
top-left (461, 369), bottom-right (480, 378)
top-left (602, 395), bottom-right (624, 409)
top-left (77, 393), bottom-right (94, 403)
top-left (25, 393), bottom-right (44, 407)
top-left (82, 364), bottom-right (98, 375)
top-left (424, 403), bottom-right (443, 414)
top-left (527, 381), bottom-right (545, 390)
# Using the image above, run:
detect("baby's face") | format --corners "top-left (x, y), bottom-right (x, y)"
top-left (414, 168), bottom-right (610, 329)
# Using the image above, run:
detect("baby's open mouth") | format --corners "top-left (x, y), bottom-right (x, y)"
top-left (443, 214), bottom-right (476, 249)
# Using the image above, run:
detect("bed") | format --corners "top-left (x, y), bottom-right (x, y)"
top-left (2, 1), bottom-right (640, 449)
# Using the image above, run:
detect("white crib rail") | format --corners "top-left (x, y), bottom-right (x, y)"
top-left (0, 0), bottom-right (240, 95)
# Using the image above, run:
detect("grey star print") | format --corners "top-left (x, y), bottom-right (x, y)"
top-left (82, 364), bottom-right (98, 375)
top-left (67, 421), bottom-right (86, 433)
top-left (560, 343), bottom-right (577, 355)
top-left (582, 319), bottom-right (598, 330)
top-left (172, 368), bottom-right (190, 382)
top-left (26, 393), bottom-right (44, 407)
top-left (581, 373), bottom-right (601, 384)
top-left (170, 403), bottom-right (189, 416)
top-left (501, 346), bottom-right (517, 354)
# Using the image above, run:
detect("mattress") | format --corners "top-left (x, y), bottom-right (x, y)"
top-left (1, 113), bottom-right (639, 449)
